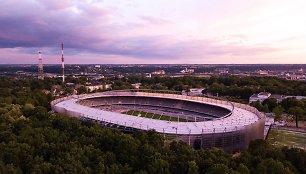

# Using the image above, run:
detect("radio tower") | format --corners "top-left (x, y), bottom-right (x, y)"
top-left (61, 42), bottom-right (65, 83)
top-left (38, 51), bottom-right (44, 80)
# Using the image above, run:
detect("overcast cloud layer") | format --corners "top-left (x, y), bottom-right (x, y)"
top-left (0, 0), bottom-right (306, 64)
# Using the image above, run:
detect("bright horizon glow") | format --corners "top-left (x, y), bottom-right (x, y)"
top-left (0, 0), bottom-right (306, 64)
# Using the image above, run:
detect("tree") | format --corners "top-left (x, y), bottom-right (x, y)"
top-left (147, 159), bottom-right (170, 174)
top-left (188, 161), bottom-right (199, 174)
top-left (288, 106), bottom-right (305, 128)
top-left (239, 87), bottom-right (255, 99)
top-left (237, 164), bottom-right (249, 174)
top-left (247, 139), bottom-right (273, 158)
top-left (207, 164), bottom-right (234, 174)
top-left (250, 101), bottom-right (264, 112)
top-left (280, 97), bottom-right (303, 111)
top-left (208, 82), bottom-right (226, 96)
top-left (256, 158), bottom-right (293, 174)
top-left (31, 106), bottom-right (49, 121)
top-left (77, 86), bottom-right (87, 94)
top-left (263, 104), bottom-right (269, 113)
top-left (63, 87), bottom-right (73, 95)
top-left (22, 103), bottom-right (35, 117)
top-left (281, 147), bottom-right (306, 174)
top-left (262, 98), bottom-right (278, 112)
top-left (201, 88), bottom-right (208, 95)
top-left (272, 105), bottom-right (284, 122)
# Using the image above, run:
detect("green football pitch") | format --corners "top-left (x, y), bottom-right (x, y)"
top-left (121, 110), bottom-right (189, 122)
top-left (267, 128), bottom-right (306, 149)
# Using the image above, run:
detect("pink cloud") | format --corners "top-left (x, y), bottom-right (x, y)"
top-left (139, 16), bottom-right (172, 25)
top-left (39, 0), bottom-right (73, 10)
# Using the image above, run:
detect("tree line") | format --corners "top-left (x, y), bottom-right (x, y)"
top-left (111, 76), bottom-right (306, 100)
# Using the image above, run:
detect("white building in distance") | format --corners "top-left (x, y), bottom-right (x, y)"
top-left (180, 68), bottom-right (194, 74)
top-left (85, 84), bottom-right (112, 92)
top-left (182, 88), bottom-right (205, 96)
top-left (151, 70), bottom-right (165, 75)
top-left (249, 92), bottom-right (271, 103)
top-left (131, 83), bottom-right (142, 89)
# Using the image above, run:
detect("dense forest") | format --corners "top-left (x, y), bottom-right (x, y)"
top-left (0, 76), bottom-right (305, 173)
top-left (1, 104), bottom-right (305, 173)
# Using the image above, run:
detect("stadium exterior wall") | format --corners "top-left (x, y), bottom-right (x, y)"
top-left (51, 90), bottom-right (265, 153)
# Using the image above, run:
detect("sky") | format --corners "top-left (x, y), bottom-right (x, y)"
top-left (0, 0), bottom-right (306, 64)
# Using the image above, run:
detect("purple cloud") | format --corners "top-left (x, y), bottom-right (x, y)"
top-left (0, 0), bottom-right (279, 63)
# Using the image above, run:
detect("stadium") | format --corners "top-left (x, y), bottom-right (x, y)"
top-left (51, 89), bottom-right (265, 153)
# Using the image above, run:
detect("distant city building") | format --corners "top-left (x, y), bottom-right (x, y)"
top-left (94, 65), bottom-right (101, 68)
top-left (16, 71), bottom-right (26, 75)
top-left (104, 84), bottom-right (112, 89)
top-left (182, 88), bottom-right (205, 96)
top-left (215, 68), bottom-right (229, 74)
top-left (131, 83), bottom-right (141, 89)
top-left (117, 74), bottom-right (125, 78)
top-left (180, 68), bottom-right (194, 74)
top-left (85, 84), bottom-right (103, 92)
top-left (151, 70), bottom-right (165, 75)
top-left (145, 73), bottom-right (152, 78)
top-left (45, 73), bottom-right (58, 78)
top-left (92, 75), bottom-right (104, 80)
top-left (66, 83), bottom-right (75, 87)
top-left (256, 70), bottom-right (269, 75)
top-left (41, 89), bottom-right (51, 95)
top-left (85, 83), bottom-right (112, 92)
top-left (285, 74), bottom-right (305, 80)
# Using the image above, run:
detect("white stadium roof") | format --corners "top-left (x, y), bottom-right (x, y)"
top-left (53, 92), bottom-right (261, 135)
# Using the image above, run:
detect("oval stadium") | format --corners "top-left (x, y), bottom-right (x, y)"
top-left (51, 89), bottom-right (265, 153)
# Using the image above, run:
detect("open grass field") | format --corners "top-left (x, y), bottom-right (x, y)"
top-left (121, 110), bottom-right (189, 122)
top-left (267, 128), bottom-right (306, 150)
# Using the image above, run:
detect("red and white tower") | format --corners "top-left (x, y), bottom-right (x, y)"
top-left (38, 51), bottom-right (44, 80)
top-left (61, 42), bottom-right (65, 83)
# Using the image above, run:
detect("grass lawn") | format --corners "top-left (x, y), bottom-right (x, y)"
top-left (267, 128), bottom-right (306, 149)
top-left (121, 110), bottom-right (188, 122)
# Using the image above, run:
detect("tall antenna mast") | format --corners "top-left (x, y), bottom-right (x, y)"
top-left (61, 42), bottom-right (65, 83)
top-left (38, 51), bottom-right (44, 80)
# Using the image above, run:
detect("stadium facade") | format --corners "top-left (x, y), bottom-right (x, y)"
top-left (51, 89), bottom-right (265, 153)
